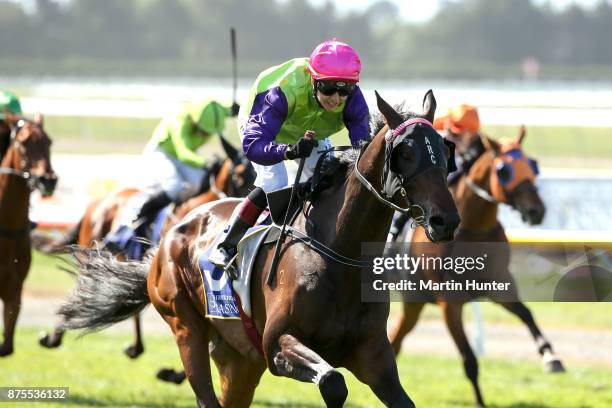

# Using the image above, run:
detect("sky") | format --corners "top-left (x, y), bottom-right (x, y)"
top-left (8, 0), bottom-right (610, 23)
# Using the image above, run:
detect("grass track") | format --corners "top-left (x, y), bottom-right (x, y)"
top-left (1, 328), bottom-right (611, 407)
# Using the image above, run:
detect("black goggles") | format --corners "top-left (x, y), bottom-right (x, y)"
top-left (315, 80), bottom-right (355, 97)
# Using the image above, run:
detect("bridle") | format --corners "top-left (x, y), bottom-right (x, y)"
top-left (0, 120), bottom-right (42, 190)
top-left (353, 117), bottom-right (450, 228)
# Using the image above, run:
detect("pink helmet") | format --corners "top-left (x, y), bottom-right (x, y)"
top-left (307, 39), bottom-right (361, 83)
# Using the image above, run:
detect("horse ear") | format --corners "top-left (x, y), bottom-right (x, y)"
top-left (480, 133), bottom-right (501, 154)
top-left (219, 134), bottom-right (240, 163)
top-left (34, 113), bottom-right (44, 127)
top-left (517, 125), bottom-right (526, 145)
top-left (375, 90), bottom-right (403, 129)
top-left (422, 89), bottom-right (436, 123)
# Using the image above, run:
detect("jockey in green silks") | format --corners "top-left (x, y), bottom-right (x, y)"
top-left (136, 99), bottom-right (239, 225)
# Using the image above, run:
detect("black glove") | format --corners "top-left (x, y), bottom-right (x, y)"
top-left (285, 137), bottom-right (318, 160)
top-left (230, 102), bottom-right (240, 117)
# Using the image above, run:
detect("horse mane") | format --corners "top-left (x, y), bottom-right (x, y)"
top-left (311, 103), bottom-right (420, 195)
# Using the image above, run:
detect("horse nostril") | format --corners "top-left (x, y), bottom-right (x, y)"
top-left (429, 216), bottom-right (445, 228)
top-left (528, 208), bottom-right (543, 224)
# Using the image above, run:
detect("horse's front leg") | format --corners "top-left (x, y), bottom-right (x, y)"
top-left (345, 333), bottom-right (416, 408)
top-left (266, 333), bottom-right (348, 408)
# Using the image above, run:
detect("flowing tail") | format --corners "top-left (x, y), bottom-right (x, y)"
top-left (58, 246), bottom-right (151, 333)
top-left (31, 218), bottom-right (82, 254)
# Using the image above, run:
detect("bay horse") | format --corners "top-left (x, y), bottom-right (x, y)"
top-left (56, 91), bottom-right (460, 407)
top-left (0, 115), bottom-right (57, 357)
top-left (388, 128), bottom-right (565, 407)
top-left (37, 142), bottom-right (255, 359)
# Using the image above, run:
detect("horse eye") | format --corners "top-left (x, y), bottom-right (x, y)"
top-left (496, 163), bottom-right (513, 184)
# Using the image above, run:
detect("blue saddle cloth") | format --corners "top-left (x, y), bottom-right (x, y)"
top-left (198, 214), bottom-right (273, 319)
top-left (104, 204), bottom-right (172, 260)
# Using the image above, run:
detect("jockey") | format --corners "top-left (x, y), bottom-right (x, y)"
top-left (433, 104), bottom-right (484, 185)
top-left (0, 91), bottom-right (23, 161)
top-left (136, 99), bottom-right (239, 227)
top-left (388, 104), bottom-right (484, 242)
top-left (209, 39), bottom-right (370, 269)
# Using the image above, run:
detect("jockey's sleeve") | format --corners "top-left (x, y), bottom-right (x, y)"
top-left (343, 86), bottom-right (370, 147)
top-left (170, 116), bottom-right (207, 168)
top-left (241, 87), bottom-right (289, 166)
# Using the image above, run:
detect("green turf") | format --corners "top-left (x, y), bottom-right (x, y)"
top-left (26, 250), bottom-right (74, 297)
top-left (45, 116), bottom-right (240, 155)
top-left (1, 328), bottom-right (610, 407)
top-left (43, 115), bottom-right (612, 165)
top-left (483, 124), bottom-right (612, 161)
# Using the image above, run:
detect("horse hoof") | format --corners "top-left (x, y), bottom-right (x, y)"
top-left (318, 370), bottom-right (347, 408)
top-left (545, 359), bottom-right (566, 373)
top-left (123, 343), bottom-right (144, 359)
top-left (0, 344), bottom-right (14, 357)
top-left (38, 332), bottom-right (61, 348)
top-left (156, 368), bottom-right (186, 384)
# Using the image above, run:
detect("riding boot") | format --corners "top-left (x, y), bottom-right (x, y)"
top-left (208, 187), bottom-right (267, 272)
top-left (133, 190), bottom-right (173, 237)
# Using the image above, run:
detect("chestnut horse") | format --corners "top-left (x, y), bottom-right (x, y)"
top-left (0, 116), bottom-right (57, 356)
top-left (56, 91), bottom-right (460, 407)
top-left (38, 145), bottom-right (255, 358)
top-left (388, 129), bottom-right (565, 407)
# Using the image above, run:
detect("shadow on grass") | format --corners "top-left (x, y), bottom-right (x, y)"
top-left (253, 401), bottom-right (365, 408)
top-left (63, 394), bottom-right (193, 407)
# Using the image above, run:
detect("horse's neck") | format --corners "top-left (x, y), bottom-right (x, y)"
top-left (0, 147), bottom-right (30, 230)
top-left (456, 169), bottom-right (498, 232)
top-left (333, 131), bottom-right (394, 257)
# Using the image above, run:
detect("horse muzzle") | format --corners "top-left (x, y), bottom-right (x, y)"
top-left (425, 211), bottom-right (460, 243)
top-left (37, 173), bottom-right (58, 197)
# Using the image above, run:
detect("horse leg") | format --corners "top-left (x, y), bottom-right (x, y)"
top-left (164, 296), bottom-right (220, 407)
top-left (441, 302), bottom-right (486, 408)
top-left (346, 335), bottom-right (416, 407)
top-left (210, 334), bottom-right (266, 408)
top-left (388, 302), bottom-right (425, 355)
top-left (268, 333), bottom-right (348, 408)
top-left (123, 314), bottom-right (144, 359)
top-left (0, 291), bottom-right (21, 357)
top-left (496, 301), bottom-right (565, 373)
top-left (38, 327), bottom-right (65, 348)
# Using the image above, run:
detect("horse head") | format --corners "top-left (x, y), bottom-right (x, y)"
top-left (6, 115), bottom-right (57, 197)
top-left (209, 137), bottom-right (255, 198)
top-left (470, 126), bottom-right (544, 225)
top-left (374, 90), bottom-right (460, 242)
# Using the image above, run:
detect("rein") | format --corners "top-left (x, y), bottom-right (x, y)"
top-left (275, 224), bottom-right (370, 267)
top-left (464, 176), bottom-right (497, 203)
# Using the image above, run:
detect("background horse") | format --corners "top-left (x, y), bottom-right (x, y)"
top-left (37, 142), bottom-right (255, 358)
top-left (0, 115), bottom-right (57, 356)
top-left (54, 91), bottom-right (460, 407)
top-left (388, 128), bottom-right (564, 407)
